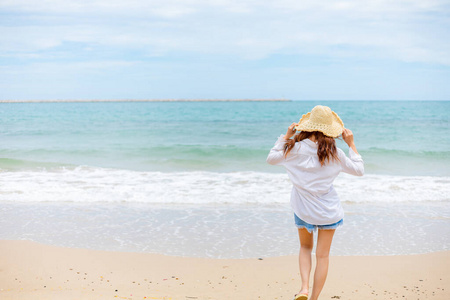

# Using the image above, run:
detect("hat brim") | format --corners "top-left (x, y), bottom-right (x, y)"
top-left (294, 111), bottom-right (344, 138)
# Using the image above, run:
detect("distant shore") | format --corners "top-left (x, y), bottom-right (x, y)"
top-left (0, 98), bottom-right (290, 103)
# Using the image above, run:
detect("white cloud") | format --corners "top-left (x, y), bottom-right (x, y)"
top-left (0, 0), bottom-right (449, 64)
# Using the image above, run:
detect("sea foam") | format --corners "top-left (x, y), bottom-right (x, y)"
top-left (1, 166), bottom-right (448, 203)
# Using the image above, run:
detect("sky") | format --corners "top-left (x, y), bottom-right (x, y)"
top-left (1, 0), bottom-right (449, 101)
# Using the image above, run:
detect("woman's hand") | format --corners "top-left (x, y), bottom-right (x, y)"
top-left (342, 128), bottom-right (354, 146)
top-left (342, 128), bottom-right (359, 154)
top-left (284, 123), bottom-right (298, 140)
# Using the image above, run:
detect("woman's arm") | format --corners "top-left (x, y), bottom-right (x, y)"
top-left (266, 135), bottom-right (287, 165)
top-left (340, 128), bottom-right (364, 176)
top-left (342, 128), bottom-right (359, 154)
top-left (266, 123), bottom-right (297, 165)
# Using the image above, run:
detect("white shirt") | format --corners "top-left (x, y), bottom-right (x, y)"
top-left (267, 134), bottom-right (364, 225)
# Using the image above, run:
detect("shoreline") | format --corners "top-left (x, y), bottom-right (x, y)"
top-left (1, 240), bottom-right (448, 300)
top-left (1, 200), bottom-right (449, 258)
top-left (0, 98), bottom-right (290, 103)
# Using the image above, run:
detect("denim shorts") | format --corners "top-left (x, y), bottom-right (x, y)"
top-left (294, 214), bottom-right (343, 233)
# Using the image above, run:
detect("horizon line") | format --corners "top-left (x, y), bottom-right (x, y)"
top-left (0, 98), bottom-right (291, 103)
top-left (1, 99), bottom-right (448, 103)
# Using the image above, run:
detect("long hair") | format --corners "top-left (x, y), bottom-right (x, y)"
top-left (283, 131), bottom-right (340, 166)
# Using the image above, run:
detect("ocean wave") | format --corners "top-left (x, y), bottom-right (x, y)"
top-left (0, 166), bottom-right (448, 204)
top-left (0, 157), bottom-right (68, 170)
top-left (363, 147), bottom-right (450, 158)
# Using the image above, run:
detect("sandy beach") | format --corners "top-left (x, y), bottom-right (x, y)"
top-left (0, 240), bottom-right (448, 300)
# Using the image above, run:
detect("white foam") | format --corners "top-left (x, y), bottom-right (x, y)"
top-left (0, 166), bottom-right (449, 203)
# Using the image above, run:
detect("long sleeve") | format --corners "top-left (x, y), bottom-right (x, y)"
top-left (339, 148), bottom-right (364, 176)
top-left (266, 135), bottom-right (287, 165)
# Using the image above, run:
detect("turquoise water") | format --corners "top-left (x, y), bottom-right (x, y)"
top-left (1, 100), bottom-right (449, 257)
top-left (2, 101), bottom-right (449, 175)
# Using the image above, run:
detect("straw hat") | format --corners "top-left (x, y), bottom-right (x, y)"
top-left (295, 105), bottom-right (344, 138)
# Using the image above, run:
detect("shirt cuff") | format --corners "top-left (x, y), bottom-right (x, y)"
top-left (348, 147), bottom-right (363, 161)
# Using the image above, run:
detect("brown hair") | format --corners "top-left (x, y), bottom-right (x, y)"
top-left (283, 131), bottom-right (340, 166)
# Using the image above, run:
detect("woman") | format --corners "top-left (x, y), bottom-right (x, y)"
top-left (267, 105), bottom-right (364, 300)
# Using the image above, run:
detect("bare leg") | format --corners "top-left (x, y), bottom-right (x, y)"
top-left (310, 229), bottom-right (335, 300)
top-left (297, 228), bottom-right (314, 295)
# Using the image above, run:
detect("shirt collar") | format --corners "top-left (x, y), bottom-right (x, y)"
top-left (302, 138), bottom-right (318, 147)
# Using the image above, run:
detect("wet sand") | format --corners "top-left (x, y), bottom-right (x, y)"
top-left (0, 240), bottom-right (448, 300)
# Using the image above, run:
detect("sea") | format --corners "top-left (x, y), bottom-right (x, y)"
top-left (1, 100), bottom-right (449, 258)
